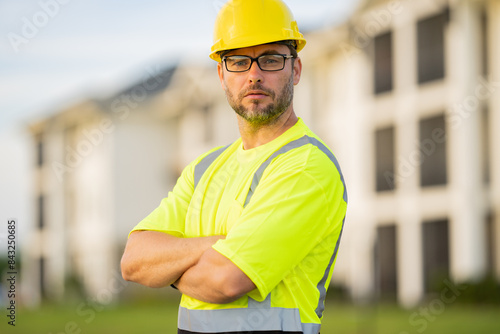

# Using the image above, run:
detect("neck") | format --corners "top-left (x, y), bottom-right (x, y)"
top-left (238, 107), bottom-right (298, 150)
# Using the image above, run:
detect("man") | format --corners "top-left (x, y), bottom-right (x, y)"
top-left (120, 0), bottom-right (347, 333)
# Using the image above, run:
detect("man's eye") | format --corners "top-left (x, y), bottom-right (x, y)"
top-left (234, 60), bottom-right (249, 66)
top-left (262, 57), bottom-right (279, 64)
top-left (227, 57), bottom-right (250, 66)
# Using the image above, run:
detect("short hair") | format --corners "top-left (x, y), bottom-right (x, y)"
top-left (275, 40), bottom-right (298, 58)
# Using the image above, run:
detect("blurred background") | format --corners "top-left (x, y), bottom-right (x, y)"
top-left (1, 0), bottom-right (499, 333)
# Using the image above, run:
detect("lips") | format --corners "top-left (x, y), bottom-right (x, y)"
top-left (244, 90), bottom-right (269, 98)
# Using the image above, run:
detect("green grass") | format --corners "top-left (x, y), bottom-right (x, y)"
top-left (321, 302), bottom-right (500, 334)
top-left (3, 298), bottom-right (500, 334)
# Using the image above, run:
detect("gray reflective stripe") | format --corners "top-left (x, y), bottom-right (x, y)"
top-left (193, 145), bottom-right (230, 188)
top-left (244, 135), bottom-right (347, 207)
top-left (314, 217), bottom-right (346, 318)
top-left (303, 323), bottom-right (322, 334)
top-left (244, 136), bottom-right (309, 207)
top-left (306, 138), bottom-right (347, 319)
top-left (178, 306), bottom-right (303, 332)
top-left (242, 134), bottom-right (348, 322)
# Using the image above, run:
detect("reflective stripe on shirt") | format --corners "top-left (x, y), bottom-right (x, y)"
top-left (194, 144), bottom-right (231, 188)
top-left (178, 298), bottom-right (321, 334)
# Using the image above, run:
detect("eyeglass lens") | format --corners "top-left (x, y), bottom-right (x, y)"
top-left (225, 55), bottom-right (287, 72)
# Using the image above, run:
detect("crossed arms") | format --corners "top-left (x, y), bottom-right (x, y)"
top-left (120, 231), bottom-right (256, 304)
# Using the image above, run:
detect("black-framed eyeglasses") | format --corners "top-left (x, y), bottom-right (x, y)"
top-left (222, 54), bottom-right (295, 72)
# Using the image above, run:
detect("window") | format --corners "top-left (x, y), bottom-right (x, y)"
top-left (481, 108), bottom-right (490, 184)
top-left (39, 257), bottom-right (46, 299)
top-left (422, 219), bottom-right (450, 292)
top-left (36, 135), bottom-right (44, 167)
top-left (375, 127), bottom-right (396, 191)
top-left (486, 212), bottom-right (495, 275)
top-left (38, 195), bottom-right (45, 229)
top-left (374, 31), bottom-right (393, 94)
top-left (374, 225), bottom-right (398, 299)
top-left (420, 114), bottom-right (447, 187)
top-left (417, 11), bottom-right (449, 84)
top-left (481, 10), bottom-right (489, 76)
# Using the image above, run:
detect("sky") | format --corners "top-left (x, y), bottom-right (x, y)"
top-left (0, 0), bottom-right (359, 248)
top-left (0, 0), bottom-right (359, 129)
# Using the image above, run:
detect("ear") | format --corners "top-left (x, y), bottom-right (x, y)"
top-left (292, 57), bottom-right (302, 85)
top-left (217, 63), bottom-right (226, 90)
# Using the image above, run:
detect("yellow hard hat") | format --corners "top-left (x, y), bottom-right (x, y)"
top-left (210, 0), bottom-right (306, 62)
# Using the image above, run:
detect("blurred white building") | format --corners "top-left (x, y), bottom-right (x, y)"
top-left (300, 0), bottom-right (500, 306)
top-left (24, 64), bottom-right (237, 304)
top-left (24, 0), bottom-right (499, 308)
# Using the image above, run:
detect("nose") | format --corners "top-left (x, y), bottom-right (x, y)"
top-left (247, 60), bottom-right (263, 83)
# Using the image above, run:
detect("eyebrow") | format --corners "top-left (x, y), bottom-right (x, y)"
top-left (226, 49), bottom-right (284, 57)
top-left (258, 49), bottom-right (282, 56)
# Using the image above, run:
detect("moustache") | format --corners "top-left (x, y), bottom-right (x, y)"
top-left (238, 85), bottom-right (275, 99)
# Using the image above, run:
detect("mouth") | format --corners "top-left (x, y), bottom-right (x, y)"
top-left (244, 90), bottom-right (269, 99)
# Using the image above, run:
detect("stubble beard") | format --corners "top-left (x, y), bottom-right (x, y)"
top-left (225, 73), bottom-right (294, 127)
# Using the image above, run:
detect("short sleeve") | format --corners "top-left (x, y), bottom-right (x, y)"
top-left (212, 151), bottom-right (346, 301)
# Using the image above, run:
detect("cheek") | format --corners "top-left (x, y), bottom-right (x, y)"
top-left (278, 72), bottom-right (293, 89)
top-left (223, 78), bottom-right (239, 99)
top-left (224, 76), bottom-right (244, 94)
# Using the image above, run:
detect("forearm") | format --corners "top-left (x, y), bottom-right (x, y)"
top-left (175, 248), bottom-right (256, 304)
top-left (121, 231), bottom-right (223, 288)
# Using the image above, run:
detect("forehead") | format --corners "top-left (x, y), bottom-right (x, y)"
top-left (226, 43), bottom-right (290, 57)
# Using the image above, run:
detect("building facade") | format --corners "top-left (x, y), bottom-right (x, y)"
top-left (300, 0), bottom-right (500, 306)
top-left (24, 64), bottom-right (236, 305)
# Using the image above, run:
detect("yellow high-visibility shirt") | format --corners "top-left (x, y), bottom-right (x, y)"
top-left (130, 118), bottom-right (347, 334)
